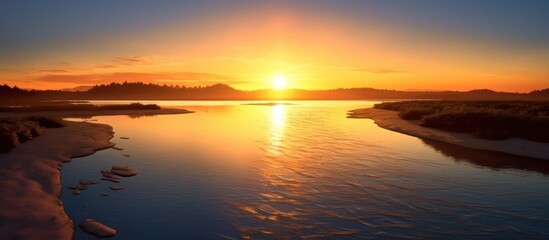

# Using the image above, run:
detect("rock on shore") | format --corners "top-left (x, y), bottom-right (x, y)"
top-left (111, 165), bottom-right (137, 177)
top-left (79, 218), bottom-right (117, 238)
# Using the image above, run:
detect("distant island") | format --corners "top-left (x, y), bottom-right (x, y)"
top-left (2, 82), bottom-right (549, 104)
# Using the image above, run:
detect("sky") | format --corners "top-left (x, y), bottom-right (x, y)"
top-left (1, 0), bottom-right (548, 92)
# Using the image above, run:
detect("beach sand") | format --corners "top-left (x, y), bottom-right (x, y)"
top-left (0, 108), bottom-right (192, 118)
top-left (0, 121), bottom-right (114, 239)
top-left (0, 108), bottom-right (191, 239)
top-left (348, 108), bottom-right (549, 160)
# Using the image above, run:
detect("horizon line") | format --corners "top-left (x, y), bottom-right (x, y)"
top-left (3, 82), bottom-right (548, 94)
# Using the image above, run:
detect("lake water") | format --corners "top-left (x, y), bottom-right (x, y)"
top-left (60, 101), bottom-right (549, 239)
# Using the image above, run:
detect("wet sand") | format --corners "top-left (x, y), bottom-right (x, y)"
top-left (0, 121), bottom-right (114, 239)
top-left (349, 108), bottom-right (549, 160)
top-left (0, 108), bottom-right (191, 239)
top-left (0, 108), bottom-right (192, 118)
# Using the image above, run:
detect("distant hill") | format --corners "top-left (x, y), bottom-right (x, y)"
top-left (529, 88), bottom-right (549, 97)
top-left (59, 85), bottom-right (94, 92)
top-left (1, 82), bottom-right (548, 104)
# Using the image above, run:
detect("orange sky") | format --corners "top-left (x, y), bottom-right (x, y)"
top-left (1, 1), bottom-right (548, 92)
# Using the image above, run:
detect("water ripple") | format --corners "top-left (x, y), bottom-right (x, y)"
top-left (226, 104), bottom-right (549, 239)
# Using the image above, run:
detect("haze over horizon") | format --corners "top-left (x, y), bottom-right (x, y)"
top-left (1, 0), bottom-right (548, 92)
top-left (7, 82), bottom-right (548, 94)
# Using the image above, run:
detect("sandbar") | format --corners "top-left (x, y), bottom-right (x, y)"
top-left (348, 108), bottom-right (549, 160)
top-left (0, 108), bottom-right (192, 118)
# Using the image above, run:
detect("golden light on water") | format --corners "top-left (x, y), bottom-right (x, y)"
top-left (271, 105), bottom-right (286, 128)
top-left (268, 105), bottom-right (286, 157)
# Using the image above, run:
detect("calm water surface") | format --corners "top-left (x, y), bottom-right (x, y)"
top-left (61, 101), bottom-right (549, 239)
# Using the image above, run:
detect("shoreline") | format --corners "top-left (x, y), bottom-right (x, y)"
top-left (348, 108), bottom-right (549, 160)
top-left (0, 121), bottom-right (114, 239)
top-left (0, 108), bottom-right (192, 118)
top-left (0, 108), bottom-right (191, 239)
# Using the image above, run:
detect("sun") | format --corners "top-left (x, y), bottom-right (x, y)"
top-left (272, 75), bottom-right (287, 90)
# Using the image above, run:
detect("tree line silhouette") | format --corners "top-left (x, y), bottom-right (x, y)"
top-left (1, 82), bottom-right (549, 104)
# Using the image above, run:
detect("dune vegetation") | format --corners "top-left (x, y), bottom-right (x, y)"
top-left (0, 102), bottom-right (160, 112)
top-left (374, 101), bottom-right (549, 142)
top-left (0, 117), bottom-right (65, 153)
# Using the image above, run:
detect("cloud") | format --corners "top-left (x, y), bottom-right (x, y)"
top-left (211, 54), bottom-right (268, 64)
top-left (95, 64), bottom-right (118, 69)
top-left (114, 56), bottom-right (152, 65)
top-left (93, 56), bottom-right (158, 69)
top-left (232, 45), bottom-right (253, 50)
top-left (32, 71), bottom-right (236, 86)
top-left (32, 69), bottom-right (70, 73)
top-left (351, 67), bottom-right (409, 74)
top-left (338, 65), bottom-right (410, 74)
top-left (94, 55), bottom-right (188, 70)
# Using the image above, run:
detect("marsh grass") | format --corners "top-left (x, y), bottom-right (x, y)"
top-left (375, 101), bottom-right (549, 142)
top-left (0, 117), bottom-right (65, 153)
top-left (0, 103), bottom-right (161, 153)
top-left (0, 102), bottom-right (160, 112)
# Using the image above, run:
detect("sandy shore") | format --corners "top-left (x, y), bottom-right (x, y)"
top-left (348, 108), bottom-right (549, 160)
top-left (0, 121), bottom-right (114, 239)
top-left (0, 108), bottom-right (192, 118)
top-left (0, 108), bottom-right (191, 239)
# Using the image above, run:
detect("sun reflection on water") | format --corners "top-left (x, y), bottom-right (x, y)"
top-left (233, 103), bottom-right (312, 238)
top-left (268, 105), bottom-right (286, 157)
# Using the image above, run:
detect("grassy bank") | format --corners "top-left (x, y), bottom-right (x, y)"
top-left (0, 102), bottom-right (160, 112)
top-left (0, 117), bottom-right (64, 153)
top-left (374, 101), bottom-right (549, 142)
top-left (0, 103), bottom-right (162, 153)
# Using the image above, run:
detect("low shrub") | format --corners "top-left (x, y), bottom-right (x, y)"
top-left (399, 107), bottom-right (437, 120)
top-left (27, 116), bottom-right (64, 128)
top-left (374, 101), bottom-right (549, 142)
top-left (0, 123), bottom-right (19, 153)
top-left (0, 116), bottom-right (62, 153)
top-left (0, 103), bottom-right (161, 112)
